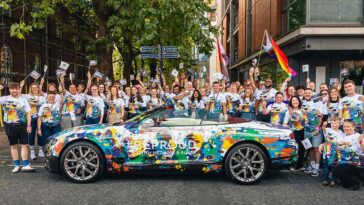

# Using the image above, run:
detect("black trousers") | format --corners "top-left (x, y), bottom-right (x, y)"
top-left (294, 129), bottom-right (305, 169)
top-left (333, 164), bottom-right (364, 187)
top-left (256, 114), bottom-right (270, 123)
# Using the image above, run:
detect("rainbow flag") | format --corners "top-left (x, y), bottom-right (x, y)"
top-left (217, 38), bottom-right (230, 81)
top-left (263, 31), bottom-right (297, 77)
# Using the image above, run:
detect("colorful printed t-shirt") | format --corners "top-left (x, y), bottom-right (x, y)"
top-left (38, 103), bottom-right (61, 126)
top-left (85, 95), bottom-right (105, 119)
top-left (150, 97), bottom-right (163, 108)
top-left (267, 102), bottom-right (287, 125)
top-left (326, 101), bottom-right (339, 123)
top-left (225, 93), bottom-right (241, 115)
top-left (207, 92), bottom-right (226, 114)
top-left (0, 96), bottom-right (31, 124)
top-left (241, 97), bottom-right (255, 113)
top-left (338, 94), bottom-right (364, 132)
top-left (322, 128), bottom-right (345, 165)
top-left (62, 92), bottom-right (84, 117)
top-left (337, 133), bottom-right (363, 167)
top-left (23, 94), bottom-right (46, 119)
top-left (283, 109), bottom-right (304, 131)
top-left (302, 100), bottom-right (322, 132)
top-left (108, 98), bottom-right (125, 114)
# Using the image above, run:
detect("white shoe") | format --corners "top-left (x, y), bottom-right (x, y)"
top-left (38, 150), bottom-right (45, 158)
top-left (12, 166), bottom-right (21, 173)
top-left (30, 150), bottom-right (36, 160)
top-left (21, 165), bottom-right (35, 172)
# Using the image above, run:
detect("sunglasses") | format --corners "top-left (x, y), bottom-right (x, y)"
top-left (321, 93), bottom-right (328, 96)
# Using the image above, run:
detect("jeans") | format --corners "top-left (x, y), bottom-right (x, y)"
top-left (293, 130), bottom-right (305, 169)
top-left (28, 118), bottom-right (38, 146)
top-left (322, 159), bottom-right (334, 182)
top-left (39, 124), bottom-right (61, 146)
top-left (85, 117), bottom-right (101, 125)
top-left (333, 164), bottom-right (364, 188)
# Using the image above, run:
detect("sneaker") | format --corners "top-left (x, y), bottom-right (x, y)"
top-left (311, 169), bottom-right (319, 177)
top-left (290, 167), bottom-right (305, 172)
top-left (322, 181), bottom-right (328, 186)
top-left (30, 150), bottom-right (36, 160)
top-left (21, 165), bottom-right (35, 172)
top-left (304, 165), bottom-right (313, 174)
top-left (329, 181), bottom-right (336, 187)
top-left (38, 150), bottom-right (45, 158)
top-left (11, 166), bottom-right (21, 173)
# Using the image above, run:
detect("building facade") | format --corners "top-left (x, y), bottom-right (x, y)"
top-left (0, 4), bottom-right (90, 94)
top-left (220, 0), bottom-right (364, 92)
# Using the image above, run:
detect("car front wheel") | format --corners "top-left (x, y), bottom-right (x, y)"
top-left (224, 143), bottom-right (267, 185)
top-left (60, 141), bottom-right (104, 183)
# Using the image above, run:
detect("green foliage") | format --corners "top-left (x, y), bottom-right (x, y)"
top-left (10, 21), bottom-right (32, 39)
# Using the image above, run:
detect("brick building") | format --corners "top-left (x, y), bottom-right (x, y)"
top-left (0, 4), bottom-right (91, 94)
top-left (220, 0), bottom-right (364, 92)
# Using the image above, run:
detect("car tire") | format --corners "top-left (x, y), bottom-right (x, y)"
top-left (224, 143), bottom-right (267, 185)
top-left (60, 141), bottom-right (104, 183)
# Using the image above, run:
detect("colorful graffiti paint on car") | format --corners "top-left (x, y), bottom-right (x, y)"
top-left (45, 107), bottom-right (297, 184)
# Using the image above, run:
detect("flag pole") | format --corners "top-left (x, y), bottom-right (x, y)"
top-left (256, 29), bottom-right (267, 69)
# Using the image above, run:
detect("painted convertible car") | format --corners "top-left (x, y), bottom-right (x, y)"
top-left (44, 106), bottom-right (297, 184)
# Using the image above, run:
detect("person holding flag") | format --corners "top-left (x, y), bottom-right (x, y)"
top-left (60, 74), bottom-right (85, 130)
top-left (83, 72), bottom-right (105, 125)
top-left (20, 81), bottom-right (46, 160)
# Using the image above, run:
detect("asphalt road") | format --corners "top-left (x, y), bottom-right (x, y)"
top-left (0, 132), bottom-right (363, 205)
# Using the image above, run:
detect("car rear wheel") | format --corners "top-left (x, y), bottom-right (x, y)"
top-left (60, 141), bottom-right (104, 183)
top-left (224, 143), bottom-right (267, 185)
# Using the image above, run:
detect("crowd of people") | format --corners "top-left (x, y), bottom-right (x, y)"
top-left (0, 68), bottom-right (363, 190)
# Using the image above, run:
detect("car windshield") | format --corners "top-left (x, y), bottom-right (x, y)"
top-left (130, 106), bottom-right (251, 127)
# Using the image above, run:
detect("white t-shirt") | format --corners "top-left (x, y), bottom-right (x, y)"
top-left (342, 133), bottom-right (363, 155)
top-left (0, 95), bottom-right (31, 124)
top-left (188, 98), bottom-right (205, 109)
top-left (108, 98), bottom-right (125, 114)
top-left (150, 97), bottom-right (163, 108)
top-left (62, 92), bottom-right (85, 117)
top-left (324, 128), bottom-right (345, 144)
top-left (267, 102), bottom-right (288, 125)
top-left (23, 94), bottom-right (46, 119)
top-left (85, 95), bottom-right (105, 119)
top-left (338, 94), bottom-right (364, 129)
top-left (38, 103), bottom-right (62, 126)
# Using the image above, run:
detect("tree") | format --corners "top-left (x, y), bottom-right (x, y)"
top-left (2, 0), bottom-right (217, 82)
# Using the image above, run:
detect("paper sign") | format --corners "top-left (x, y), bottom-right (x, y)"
top-left (43, 65), bottom-right (48, 73)
top-left (153, 79), bottom-right (160, 83)
top-left (141, 70), bottom-right (148, 77)
top-left (330, 78), bottom-right (339, 86)
top-left (89, 60), bottom-right (97, 67)
top-left (302, 64), bottom-right (309, 73)
top-left (93, 71), bottom-right (104, 79)
top-left (59, 61), bottom-right (70, 71)
top-left (69, 73), bottom-right (75, 80)
top-left (171, 69), bottom-right (179, 77)
top-left (252, 58), bottom-right (257, 66)
top-left (302, 138), bottom-right (313, 150)
top-left (56, 69), bottom-right (66, 77)
top-left (130, 75), bottom-right (135, 80)
top-left (70, 112), bottom-right (76, 121)
top-left (105, 81), bottom-right (112, 87)
top-left (202, 66), bottom-right (207, 72)
top-left (200, 72), bottom-right (204, 78)
top-left (179, 63), bottom-right (184, 69)
top-left (213, 72), bottom-right (224, 80)
top-left (120, 79), bottom-right (127, 85)
top-left (156, 67), bottom-right (162, 73)
top-left (29, 70), bottom-right (41, 80)
top-left (340, 68), bottom-right (348, 76)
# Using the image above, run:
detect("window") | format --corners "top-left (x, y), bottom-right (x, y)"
top-left (281, 0), bottom-right (306, 34)
top-left (340, 60), bottom-right (364, 94)
top-left (0, 44), bottom-right (13, 85)
top-left (259, 62), bottom-right (287, 89)
top-left (308, 0), bottom-right (363, 25)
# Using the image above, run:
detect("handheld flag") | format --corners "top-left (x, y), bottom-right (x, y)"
top-left (56, 69), bottom-right (66, 77)
top-left (89, 60), bottom-right (97, 67)
top-left (29, 70), bottom-right (41, 80)
top-left (120, 79), bottom-right (127, 86)
top-left (263, 31), bottom-right (297, 77)
top-left (93, 71), bottom-right (104, 79)
top-left (217, 38), bottom-right (230, 81)
top-left (59, 61), bottom-right (70, 71)
top-left (171, 69), bottom-right (179, 77)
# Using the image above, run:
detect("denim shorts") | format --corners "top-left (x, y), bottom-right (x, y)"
top-left (304, 130), bottom-right (323, 148)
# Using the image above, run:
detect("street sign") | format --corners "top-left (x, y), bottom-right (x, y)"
top-left (140, 53), bottom-right (160, 59)
top-left (162, 53), bottom-right (179, 58)
top-left (162, 46), bottom-right (178, 53)
top-left (140, 46), bottom-right (159, 53)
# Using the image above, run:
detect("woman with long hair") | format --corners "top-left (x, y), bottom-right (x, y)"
top-left (240, 88), bottom-right (256, 120)
top-left (128, 86), bottom-right (144, 118)
top-left (107, 86), bottom-right (125, 125)
top-left (23, 83), bottom-right (46, 160)
top-left (188, 89), bottom-right (205, 119)
top-left (84, 83), bottom-right (105, 125)
top-left (326, 87), bottom-right (340, 127)
top-left (148, 88), bottom-right (163, 111)
top-left (283, 96), bottom-right (305, 171)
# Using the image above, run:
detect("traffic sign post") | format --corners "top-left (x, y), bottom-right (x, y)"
top-left (140, 45), bottom-right (180, 75)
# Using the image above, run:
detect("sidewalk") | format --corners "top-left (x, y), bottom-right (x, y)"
top-left (0, 127), bottom-right (45, 166)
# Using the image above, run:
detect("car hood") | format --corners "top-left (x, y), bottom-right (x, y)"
top-left (48, 124), bottom-right (113, 141)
